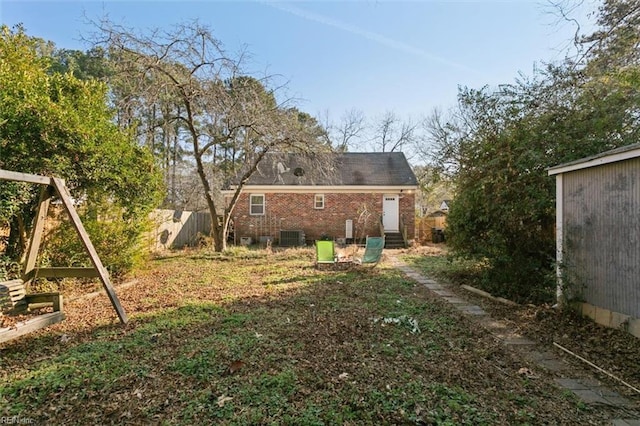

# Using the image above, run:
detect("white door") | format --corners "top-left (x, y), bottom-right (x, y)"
top-left (382, 195), bottom-right (399, 232)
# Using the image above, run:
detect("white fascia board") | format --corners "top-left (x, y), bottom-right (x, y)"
top-left (223, 185), bottom-right (419, 194)
top-left (548, 148), bottom-right (640, 176)
top-left (555, 174), bottom-right (564, 305)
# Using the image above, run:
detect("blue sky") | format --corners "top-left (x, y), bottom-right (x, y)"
top-left (1, 1), bottom-right (596, 123)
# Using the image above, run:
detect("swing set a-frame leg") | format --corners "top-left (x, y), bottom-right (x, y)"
top-left (1, 169), bottom-right (128, 324)
top-left (51, 178), bottom-right (128, 324)
top-left (23, 185), bottom-right (52, 279)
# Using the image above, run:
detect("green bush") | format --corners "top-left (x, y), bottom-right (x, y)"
top-left (41, 201), bottom-right (155, 278)
top-left (0, 256), bottom-right (20, 281)
top-left (0, 25), bottom-right (164, 267)
top-left (433, 57), bottom-right (637, 304)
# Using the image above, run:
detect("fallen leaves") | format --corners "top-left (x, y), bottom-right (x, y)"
top-left (1, 247), bottom-right (637, 425)
top-left (227, 360), bottom-right (245, 375)
top-left (372, 315), bottom-right (421, 334)
top-left (216, 395), bottom-right (233, 407)
top-left (517, 367), bottom-right (539, 379)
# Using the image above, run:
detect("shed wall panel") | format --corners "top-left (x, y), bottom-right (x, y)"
top-left (562, 157), bottom-right (640, 318)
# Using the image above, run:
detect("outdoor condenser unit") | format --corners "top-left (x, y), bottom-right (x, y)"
top-left (279, 230), bottom-right (305, 247)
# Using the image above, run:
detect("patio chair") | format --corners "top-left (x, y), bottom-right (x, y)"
top-left (315, 240), bottom-right (336, 268)
top-left (354, 236), bottom-right (385, 267)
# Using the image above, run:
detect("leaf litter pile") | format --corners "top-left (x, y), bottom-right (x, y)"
top-left (1, 246), bottom-right (638, 424)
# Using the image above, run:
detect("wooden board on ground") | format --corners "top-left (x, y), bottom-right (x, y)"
top-left (0, 311), bottom-right (65, 344)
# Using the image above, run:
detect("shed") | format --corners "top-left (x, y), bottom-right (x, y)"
top-left (548, 143), bottom-right (640, 337)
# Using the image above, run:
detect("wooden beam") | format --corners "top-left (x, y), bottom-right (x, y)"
top-left (0, 312), bottom-right (65, 344)
top-left (68, 279), bottom-right (138, 303)
top-left (51, 178), bottom-right (128, 324)
top-left (23, 186), bottom-right (53, 280)
top-left (25, 293), bottom-right (63, 312)
top-left (0, 169), bottom-right (53, 186)
top-left (24, 267), bottom-right (100, 280)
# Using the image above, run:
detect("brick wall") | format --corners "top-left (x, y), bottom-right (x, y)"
top-left (399, 193), bottom-right (416, 241)
top-left (231, 191), bottom-right (415, 245)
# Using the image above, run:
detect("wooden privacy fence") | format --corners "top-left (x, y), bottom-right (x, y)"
top-left (147, 209), bottom-right (212, 251)
top-left (416, 214), bottom-right (447, 244)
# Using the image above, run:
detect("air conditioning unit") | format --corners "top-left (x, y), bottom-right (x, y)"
top-left (279, 230), bottom-right (305, 247)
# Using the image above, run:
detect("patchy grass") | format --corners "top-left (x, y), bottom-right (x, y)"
top-left (401, 246), bottom-right (484, 288)
top-left (0, 246), bottom-right (618, 424)
top-left (402, 245), bottom-right (640, 414)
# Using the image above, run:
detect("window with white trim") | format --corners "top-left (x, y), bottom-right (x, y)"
top-left (314, 194), bottom-right (325, 209)
top-left (250, 194), bottom-right (265, 215)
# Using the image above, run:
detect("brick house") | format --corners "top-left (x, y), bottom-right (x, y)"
top-left (225, 152), bottom-right (418, 248)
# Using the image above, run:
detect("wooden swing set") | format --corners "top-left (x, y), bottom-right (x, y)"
top-left (0, 169), bottom-right (127, 343)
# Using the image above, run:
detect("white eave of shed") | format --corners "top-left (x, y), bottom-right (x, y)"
top-left (548, 143), bottom-right (640, 176)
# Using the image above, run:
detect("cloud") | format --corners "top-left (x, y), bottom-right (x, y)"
top-left (262, 1), bottom-right (477, 74)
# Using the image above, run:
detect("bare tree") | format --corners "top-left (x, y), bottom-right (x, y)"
top-left (371, 111), bottom-right (417, 153)
top-left (333, 109), bottom-right (365, 152)
top-left (94, 20), bottom-right (330, 251)
top-left (419, 107), bottom-right (466, 177)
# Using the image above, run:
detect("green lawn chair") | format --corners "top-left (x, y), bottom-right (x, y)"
top-left (315, 240), bottom-right (336, 268)
top-left (354, 236), bottom-right (385, 267)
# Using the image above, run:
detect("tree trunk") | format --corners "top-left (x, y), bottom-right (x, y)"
top-left (6, 212), bottom-right (29, 263)
top-left (193, 150), bottom-right (225, 252)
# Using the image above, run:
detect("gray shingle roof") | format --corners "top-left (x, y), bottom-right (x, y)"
top-left (245, 152), bottom-right (418, 186)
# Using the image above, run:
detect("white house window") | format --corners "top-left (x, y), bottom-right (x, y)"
top-left (314, 194), bottom-right (325, 209)
top-left (250, 194), bottom-right (265, 215)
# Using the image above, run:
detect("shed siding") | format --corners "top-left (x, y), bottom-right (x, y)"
top-left (562, 157), bottom-right (640, 318)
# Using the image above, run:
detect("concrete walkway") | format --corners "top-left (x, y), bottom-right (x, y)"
top-left (389, 255), bottom-right (640, 425)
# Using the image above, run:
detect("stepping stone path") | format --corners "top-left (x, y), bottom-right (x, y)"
top-left (390, 256), bottom-right (640, 425)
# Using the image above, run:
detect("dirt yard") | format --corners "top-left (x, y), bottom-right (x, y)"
top-left (402, 245), bottom-right (640, 412)
top-left (1, 246), bottom-right (638, 424)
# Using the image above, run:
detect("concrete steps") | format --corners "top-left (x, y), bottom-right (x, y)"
top-left (384, 232), bottom-right (405, 249)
